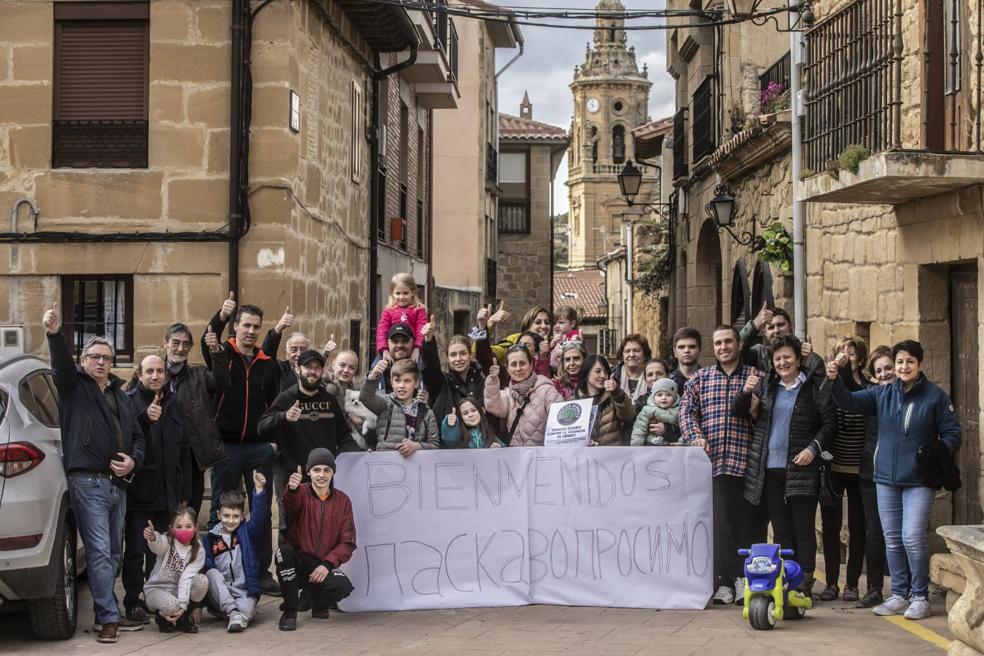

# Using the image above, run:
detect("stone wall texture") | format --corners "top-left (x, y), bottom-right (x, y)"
top-left (0, 0), bottom-right (382, 364)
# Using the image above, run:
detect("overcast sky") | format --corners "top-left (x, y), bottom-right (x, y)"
top-left (490, 0), bottom-right (675, 214)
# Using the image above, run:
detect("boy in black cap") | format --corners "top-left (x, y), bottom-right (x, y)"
top-left (276, 448), bottom-right (356, 631)
top-left (259, 349), bottom-right (362, 542)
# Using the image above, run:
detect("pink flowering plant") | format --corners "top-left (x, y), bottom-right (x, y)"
top-left (758, 81), bottom-right (790, 116)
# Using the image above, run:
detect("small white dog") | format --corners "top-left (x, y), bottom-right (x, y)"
top-left (344, 389), bottom-right (376, 449)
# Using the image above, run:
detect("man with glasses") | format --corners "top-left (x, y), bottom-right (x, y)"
top-left (43, 301), bottom-right (146, 644)
top-left (161, 317), bottom-right (230, 518)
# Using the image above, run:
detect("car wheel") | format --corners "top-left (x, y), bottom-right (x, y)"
top-left (27, 521), bottom-right (78, 640)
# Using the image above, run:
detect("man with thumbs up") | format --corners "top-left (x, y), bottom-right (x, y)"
top-left (44, 300), bottom-right (146, 642)
top-left (258, 350), bottom-right (361, 540)
top-left (162, 319), bottom-right (230, 518)
top-left (738, 304), bottom-right (824, 376)
top-left (121, 355), bottom-right (193, 623)
top-left (201, 294), bottom-right (284, 595)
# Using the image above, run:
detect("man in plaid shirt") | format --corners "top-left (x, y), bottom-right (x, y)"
top-left (680, 324), bottom-right (766, 605)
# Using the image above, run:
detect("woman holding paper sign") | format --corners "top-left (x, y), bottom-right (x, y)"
top-left (576, 355), bottom-right (636, 446)
top-left (484, 344), bottom-right (562, 446)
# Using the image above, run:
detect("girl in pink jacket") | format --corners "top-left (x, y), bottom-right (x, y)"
top-left (484, 344), bottom-right (562, 446)
top-left (376, 272), bottom-right (428, 360)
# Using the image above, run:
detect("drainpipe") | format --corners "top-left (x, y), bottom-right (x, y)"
top-left (790, 3), bottom-right (806, 339)
top-left (228, 0), bottom-right (246, 321)
top-left (368, 37), bottom-right (418, 363)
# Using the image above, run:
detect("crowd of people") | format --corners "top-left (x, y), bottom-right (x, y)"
top-left (39, 271), bottom-right (962, 643)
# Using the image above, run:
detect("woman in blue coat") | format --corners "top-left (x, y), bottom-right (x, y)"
top-left (828, 340), bottom-right (961, 621)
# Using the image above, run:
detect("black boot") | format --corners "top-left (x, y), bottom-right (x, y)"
top-left (175, 609), bottom-right (198, 634)
top-left (311, 606), bottom-right (330, 620)
top-left (297, 589), bottom-right (311, 612)
top-left (279, 611), bottom-right (297, 631)
top-left (155, 614), bottom-right (176, 633)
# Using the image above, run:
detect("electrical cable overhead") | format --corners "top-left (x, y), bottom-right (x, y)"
top-left (363, 0), bottom-right (791, 30)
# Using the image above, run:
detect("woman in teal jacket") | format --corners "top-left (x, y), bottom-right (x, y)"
top-left (829, 340), bottom-right (961, 621)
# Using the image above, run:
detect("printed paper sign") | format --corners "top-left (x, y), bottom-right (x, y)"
top-left (334, 447), bottom-right (713, 611)
top-left (543, 398), bottom-right (594, 446)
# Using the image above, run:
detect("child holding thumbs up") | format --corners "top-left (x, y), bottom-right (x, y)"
top-left (142, 506), bottom-right (208, 634)
top-left (202, 471), bottom-right (270, 633)
top-left (275, 449), bottom-right (355, 631)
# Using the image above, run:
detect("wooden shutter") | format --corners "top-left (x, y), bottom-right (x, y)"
top-left (52, 2), bottom-right (149, 167)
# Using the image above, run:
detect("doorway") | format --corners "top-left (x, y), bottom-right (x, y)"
top-left (949, 264), bottom-right (981, 525)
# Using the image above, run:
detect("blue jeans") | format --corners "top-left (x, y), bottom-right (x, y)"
top-left (209, 442), bottom-right (274, 571)
top-left (68, 474), bottom-right (127, 624)
top-left (876, 483), bottom-right (933, 597)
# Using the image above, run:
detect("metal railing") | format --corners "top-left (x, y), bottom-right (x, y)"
top-left (52, 119), bottom-right (148, 168)
top-left (691, 76), bottom-right (714, 162)
top-left (432, 1), bottom-right (448, 48)
top-left (498, 201), bottom-right (530, 234)
top-left (416, 198), bottom-right (425, 258)
top-left (760, 51), bottom-right (790, 92)
top-left (486, 257), bottom-right (497, 297)
top-left (448, 18), bottom-right (459, 82)
top-left (398, 183), bottom-right (408, 250)
top-left (485, 143), bottom-right (498, 183)
top-left (672, 107), bottom-right (688, 179)
top-left (803, 0), bottom-right (903, 172)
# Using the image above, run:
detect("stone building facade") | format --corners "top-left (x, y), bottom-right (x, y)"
top-left (496, 95), bottom-right (568, 335)
top-left (431, 0), bottom-right (521, 346)
top-left (0, 0), bottom-right (453, 366)
top-left (663, 0), bottom-right (984, 579)
top-left (799, 0), bottom-right (984, 543)
top-left (663, 0), bottom-right (792, 360)
top-left (566, 0), bottom-right (653, 272)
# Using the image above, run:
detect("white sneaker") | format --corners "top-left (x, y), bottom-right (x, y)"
top-left (227, 612), bottom-right (246, 633)
top-left (903, 596), bottom-right (931, 620)
top-left (873, 594), bottom-right (910, 616)
top-left (713, 585), bottom-right (735, 605)
top-left (734, 578), bottom-right (745, 605)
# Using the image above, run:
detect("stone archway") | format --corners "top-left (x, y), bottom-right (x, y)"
top-left (694, 219), bottom-right (723, 337)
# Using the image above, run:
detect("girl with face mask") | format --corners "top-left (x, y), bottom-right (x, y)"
top-left (143, 506), bottom-right (209, 634)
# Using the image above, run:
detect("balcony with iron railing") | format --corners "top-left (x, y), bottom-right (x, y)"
top-left (485, 143), bottom-right (498, 186)
top-left (800, 0), bottom-right (984, 205)
top-left (672, 107), bottom-right (688, 180)
top-left (403, 6), bottom-right (458, 108)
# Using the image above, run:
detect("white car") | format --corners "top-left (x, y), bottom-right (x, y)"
top-left (0, 355), bottom-right (82, 639)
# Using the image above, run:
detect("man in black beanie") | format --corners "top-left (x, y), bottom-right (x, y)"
top-left (276, 448), bottom-right (356, 631)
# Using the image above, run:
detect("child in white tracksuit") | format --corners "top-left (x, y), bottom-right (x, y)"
top-left (143, 506), bottom-right (209, 633)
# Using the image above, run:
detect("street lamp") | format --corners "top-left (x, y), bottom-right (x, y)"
top-left (617, 160), bottom-right (643, 205)
top-left (725, 0), bottom-right (764, 18)
top-left (704, 182), bottom-right (764, 250)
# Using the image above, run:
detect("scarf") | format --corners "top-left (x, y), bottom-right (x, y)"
top-left (388, 395), bottom-right (420, 419)
top-left (509, 374), bottom-right (539, 405)
top-left (620, 366), bottom-right (648, 404)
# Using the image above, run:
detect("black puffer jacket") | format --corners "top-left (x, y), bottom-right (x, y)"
top-left (733, 373), bottom-right (836, 504)
top-left (421, 338), bottom-right (487, 423)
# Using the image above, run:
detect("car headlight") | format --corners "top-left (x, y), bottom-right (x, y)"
top-left (747, 556), bottom-right (777, 574)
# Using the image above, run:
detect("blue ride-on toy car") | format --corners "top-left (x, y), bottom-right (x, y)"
top-left (738, 543), bottom-right (813, 630)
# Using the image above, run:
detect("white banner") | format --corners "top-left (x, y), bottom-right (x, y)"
top-left (335, 446), bottom-right (713, 611)
top-left (544, 398), bottom-right (594, 446)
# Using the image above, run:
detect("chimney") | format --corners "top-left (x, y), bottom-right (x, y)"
top-left (520, 91), bottom-right (532, 119)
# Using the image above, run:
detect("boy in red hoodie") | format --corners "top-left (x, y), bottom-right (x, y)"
top-left (276, 448), bottom-right (356, 631)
